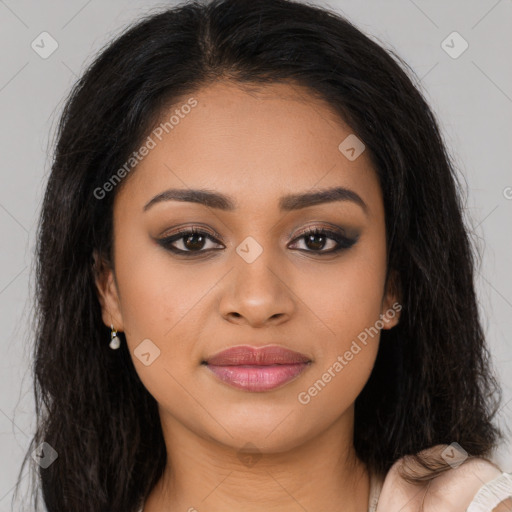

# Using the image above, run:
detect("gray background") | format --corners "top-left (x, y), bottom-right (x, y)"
top-left (0, 0), bottom-right (510, 509)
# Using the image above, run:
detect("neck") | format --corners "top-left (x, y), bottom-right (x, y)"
top-left (143, 406), bottom-right (370, 512)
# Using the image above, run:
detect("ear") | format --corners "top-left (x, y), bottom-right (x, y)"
top-left (380, 269), bottom-right (401, 330)
top-left (92, 249), bottom-right (124, 331)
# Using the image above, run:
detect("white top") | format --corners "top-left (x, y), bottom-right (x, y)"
top-left (466, 472), bottom-right (512, 511)
top-left (136, 471), bottom-right (512, 512)
top-left (367, 470), bottom-right (384, 511)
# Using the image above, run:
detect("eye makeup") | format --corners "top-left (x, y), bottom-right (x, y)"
top-left (154, 223), bottom-right (359, 257)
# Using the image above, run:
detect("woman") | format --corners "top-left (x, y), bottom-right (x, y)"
top-left (15, 0), bottom-right (512, 510)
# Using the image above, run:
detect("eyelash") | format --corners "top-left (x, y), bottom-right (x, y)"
top-left (157, 226), bottom-right (358, 256)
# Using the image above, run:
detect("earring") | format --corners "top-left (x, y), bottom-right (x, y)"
top-left (110, 324), bottom-right (121, 350)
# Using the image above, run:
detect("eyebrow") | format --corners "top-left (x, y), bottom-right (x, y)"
top-left (143, 186), bottom-right (368, 215)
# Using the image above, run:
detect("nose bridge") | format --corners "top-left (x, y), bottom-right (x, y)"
top-left (234, 233), bottom-right (285, 295)
top-left (219, 232), bottom-right (295, 324)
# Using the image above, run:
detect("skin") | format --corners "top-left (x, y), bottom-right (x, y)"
top-left (95, 79), bottom-right (404, 512)
top-left (378, 449), bottom-right (512, 511)
top-left (94, 80), bottom-right (512, 512)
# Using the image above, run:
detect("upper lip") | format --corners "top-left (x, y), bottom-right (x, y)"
top-left (204, 345), bottom-right (311, 366)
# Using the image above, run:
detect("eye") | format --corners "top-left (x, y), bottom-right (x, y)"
top-left (157, 227), bottom-right (224, 254)
top-left (156, 226), bottom-right (358, 256)
top-left (288, 227), bottom-right (358, 254)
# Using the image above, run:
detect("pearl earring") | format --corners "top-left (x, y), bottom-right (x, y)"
top-left (110, 324), bottom-right (120, 350)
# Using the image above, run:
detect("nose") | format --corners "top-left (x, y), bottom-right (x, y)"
top-left (218, 245), bottom-right (296, 327)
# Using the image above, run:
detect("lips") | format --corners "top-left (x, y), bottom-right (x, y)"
top-left (205, 345), bottom-right (311, 366)
top-left (203, 345), bottom-right (312, 392)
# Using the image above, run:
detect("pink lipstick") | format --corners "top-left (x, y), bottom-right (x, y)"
top-left (203, 345), bottom-right (311, 392)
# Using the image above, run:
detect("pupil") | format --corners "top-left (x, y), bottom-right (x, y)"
top-left (306, 234), bottom-right (325, 250)
top-left (181, 233), bottom-right (329, 252)
top-left (185, 233), bottom-right (204, 250)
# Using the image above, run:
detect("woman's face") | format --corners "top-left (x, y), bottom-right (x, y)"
top-left (96, 80), bottom-right (400, 454)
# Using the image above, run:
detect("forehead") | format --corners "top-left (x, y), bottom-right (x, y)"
top-left (115, 80), bottom-right (382, 216)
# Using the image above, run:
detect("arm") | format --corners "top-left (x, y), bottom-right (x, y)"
top-left (493, 499), bottom-right (512, 512)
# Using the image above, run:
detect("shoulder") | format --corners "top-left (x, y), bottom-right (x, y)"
top-left (376, 444), bottom-right (509, 512)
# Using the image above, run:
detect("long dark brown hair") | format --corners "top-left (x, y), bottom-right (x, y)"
top-left (14, 0), bottom-right (504, 510)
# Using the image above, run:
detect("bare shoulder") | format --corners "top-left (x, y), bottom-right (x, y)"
top-left (376, 444), bottom-right (509, 512)
top-left (424, 454), bottom-right (508, 511)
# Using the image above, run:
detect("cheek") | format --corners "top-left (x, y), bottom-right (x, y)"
top-left (114, 229), bottom-right (209, 342)
top-left (291, 234), bottom-right (387, 408)
top-left (296, 239), bottom-right (387, 350)
top-left (294, 261), bottom-right (385, 419)
top-left (112, 238), bottom-right (205, 404)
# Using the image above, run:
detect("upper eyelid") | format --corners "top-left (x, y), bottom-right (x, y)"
top-left (162, 225), bottom-right (348, 242)
top-left (159, 226), bottom-right (353, 252)
top-left (165, 225), bottom-right (223, 241)
top-left (292, 225), bottom-right (346, 238)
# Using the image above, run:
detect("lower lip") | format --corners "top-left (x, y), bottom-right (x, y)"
top-left (205, 363), bottom-right (310, 392)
